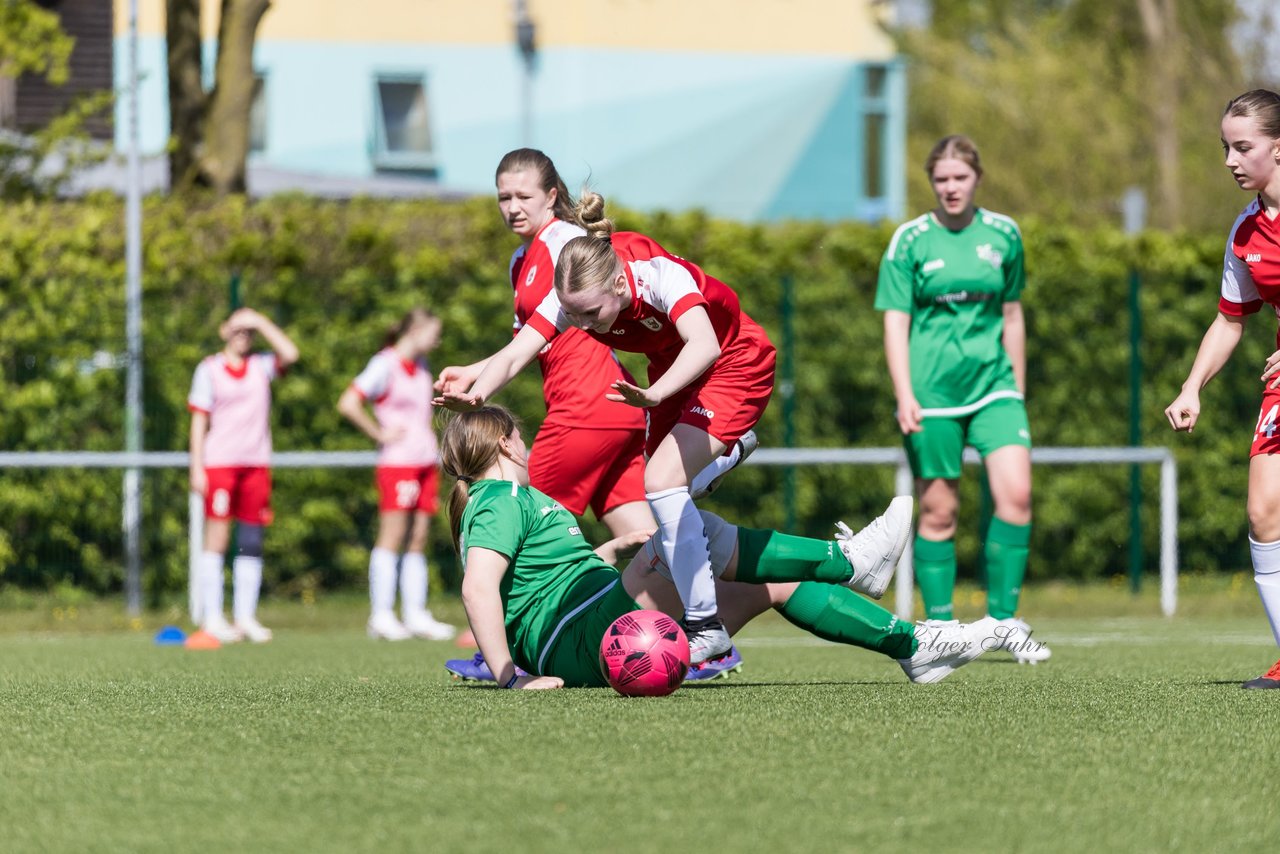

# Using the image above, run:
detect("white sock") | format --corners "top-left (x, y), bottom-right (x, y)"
top-left (200, 551), bottom-right (225, 626)
top-left (369, 547), bottom-right (399, 617)
top-left (400, 552), bottom-right (428, 619)
top-left (689, 443), bottom-right (743, 496)
top-left (1250, 536), bottom-right (1280, 646)
top-left (646, 486), bottom-right (717, 621)
top-left (232, 556), bottom-right (263, 625)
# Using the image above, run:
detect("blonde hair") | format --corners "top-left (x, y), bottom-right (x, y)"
top-left (495, 148), bottom-right (576, 221)
top-left (925, 134), bottom-right (983, 179)
top-left (555, 189), bottom-right (620, 296)
top-left (439, 406), bottom-right (521, 552)
top-left (1224, 89), bottom-right (1280, 140)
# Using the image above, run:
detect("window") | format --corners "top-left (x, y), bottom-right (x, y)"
top-left (248, 74), bottom-right (267, 154)
top-left (861, 64), bottom-right (890, 201)
top-left (372, 75), bottom-right (435, 172)
top-left (863, 112), bottom-right (885, 200)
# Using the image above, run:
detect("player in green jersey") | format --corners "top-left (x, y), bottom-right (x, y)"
top-left (439, 405), bottom-right (1004, 689)
top-left (875, 135), bottom-right (1049, 664)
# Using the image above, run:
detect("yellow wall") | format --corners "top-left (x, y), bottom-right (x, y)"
top-left (115, 0), bottom-right (895, 58)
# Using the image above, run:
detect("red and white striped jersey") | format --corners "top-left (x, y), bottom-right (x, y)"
top-left (509, 218), bottom-right (643, 430)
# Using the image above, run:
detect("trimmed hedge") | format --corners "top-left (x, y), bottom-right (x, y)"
top-left (0, 194), bottom-right (1271, 599)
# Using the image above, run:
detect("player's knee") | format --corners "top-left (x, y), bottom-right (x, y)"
top-left (918, 505), bottom-right (957, 539)
top-left (236, 523), bottom-right (265, 558)
top-left (698, 510), bottom-right (737, 576)
top-left (1249, 510), bottom-right (1280, 544)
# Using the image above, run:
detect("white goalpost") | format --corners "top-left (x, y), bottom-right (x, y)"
top-left (0, 445), bottom-right (1179, 618)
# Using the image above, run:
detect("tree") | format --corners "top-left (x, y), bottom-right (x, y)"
top-left (893, 0), bottom-right (1251, 232)
top-left (166, 0), bottom-right (271, 194)
top-left (0, 0), bottom-right (111, 198)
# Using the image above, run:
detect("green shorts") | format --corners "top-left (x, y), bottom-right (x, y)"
top-left (905, 398), bottom-right (1031, 480)
top-left (538, 578), bottom-right (641, 688)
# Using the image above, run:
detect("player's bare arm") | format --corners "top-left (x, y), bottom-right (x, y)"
top-left (609, 306), bottom-right (720, 407)
top-left (1166, 312), bottom-right (1248, 432)
top-left (435, 326), bottom-right (547, 411)
top-left (189, 410), bottom-right (209, 495)
top-left (1002, 301), bottom-right (1027, 395)
top-left (883, 310), bottom-right (922, 434)
top-left (462, 547), bottom-right (563, 690)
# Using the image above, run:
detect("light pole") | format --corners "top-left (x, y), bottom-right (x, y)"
top-left (514, 0), bottom-right (537, 145)
top-left (123, 0), bottom-right (144, 616)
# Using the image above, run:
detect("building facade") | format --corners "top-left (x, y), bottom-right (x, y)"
top-left (114, 0), bottom-right (905, 222)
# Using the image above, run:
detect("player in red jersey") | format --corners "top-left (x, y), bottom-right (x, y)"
top-left (188, 307), bottom-right (299, 643)
top-left (1166, 89), bottom-right (1280, 689)
top-left (439, 150), bottom-right (655, 538)
top-left (338, 308), bottom-right (456, 642)
top-left (439, 150), bottom-right (752, 674)
top-left (437, 190), bottom-right (911, 664)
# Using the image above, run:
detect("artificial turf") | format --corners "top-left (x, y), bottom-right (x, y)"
top-left (1, 592), bottom-right (1276, 853)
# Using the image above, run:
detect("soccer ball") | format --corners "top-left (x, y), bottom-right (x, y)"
top-left (599, 610), bottom-right (690, 697)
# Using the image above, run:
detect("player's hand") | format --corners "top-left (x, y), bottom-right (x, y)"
top-left (895, 394), bottom-right (923, 434)
top-left (433, 390), bottom-right (486, 411)
top-left (514, 675), bottom-right (564, 690)
top-left (434, 364), bottom-right (478, 394)
top-left (606, 380), bottom-right (662, 408)
top-left (1263, 350), bottom-right (1280, 389)
top-left (1165, 389), bottom-right (1201, 433)
top-left (219, 308), bottom-right (263, 340)
top-left (379, 425), bottom-right (407, 445)
top-left (594, 528), bottom-right (657, 564)
top-left (189, 468), bottom-right (208, 496)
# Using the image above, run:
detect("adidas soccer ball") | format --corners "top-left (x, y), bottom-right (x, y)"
top-left (599, 610), bottom-right (690, 696)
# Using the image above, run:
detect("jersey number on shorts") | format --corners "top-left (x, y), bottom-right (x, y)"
top-left (1256, 404), bottom-right (1279, 443)
top-left (212, 489), bottom-right (231, 517)
top-left (395, 479), bottom-right (422, 508)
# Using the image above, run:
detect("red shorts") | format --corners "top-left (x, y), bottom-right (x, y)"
top-left (644, 345), bottom-right (776, 458)
top-left (529, 423), bottom-right (647, 518)
top-left (376, 466), bottom-right (440, 513)
top-left (1252, 387), bottom-right (1280, 456)
top-left (204, 466), bottom-right (272, 525)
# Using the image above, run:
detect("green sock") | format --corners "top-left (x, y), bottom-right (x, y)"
top-left (914, 535), bottom-right (956, 620)
top-left (985, 517), bottom-right (1031, 620)
top-left (778, 581), bottom-right (917, 659)
top-left (733, 528), bottom-right (851, 584)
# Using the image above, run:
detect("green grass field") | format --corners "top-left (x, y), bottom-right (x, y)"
top-left (2, 582), bottom-right (1277, 853)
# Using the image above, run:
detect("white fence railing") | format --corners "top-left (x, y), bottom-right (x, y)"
top-left (0, 446), bottom-right (1179, 617)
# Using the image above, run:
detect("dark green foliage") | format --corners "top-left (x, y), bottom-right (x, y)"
top-left (0, 196), bottom-right (1267, 594)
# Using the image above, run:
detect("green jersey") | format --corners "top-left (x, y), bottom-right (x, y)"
top-left (459, 478), bottom-right (620, 674)
top-left (874, 208), bottom-right (1025, 415)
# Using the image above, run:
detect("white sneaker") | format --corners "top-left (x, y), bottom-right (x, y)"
top-left (897, 616), bottom-right (1000, 684)
top-left (836, 495), bottom-right (913, 600)
top-left (992, 617), bottom-right (1052, 664)
top-left (682, 616), bottom-right (733, 665)
top-left (691, 430), bottom-right (758, 499)
top-left (367, 611), bottom-right (411, 641)
top-left (403, 611), bottom-right (457, 641)
top-left (202, 615), bottom-right (243, 644)
top-left (234, 618), bottom-right (274, 644)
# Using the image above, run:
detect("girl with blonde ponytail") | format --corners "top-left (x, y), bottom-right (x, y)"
top-left (439, 405), bottom-right (996, 690)
top-left (437, 190), bottom-right (887, 668)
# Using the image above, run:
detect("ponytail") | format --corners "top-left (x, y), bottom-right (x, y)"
top-left (439, 406), bottom-right (521, 552)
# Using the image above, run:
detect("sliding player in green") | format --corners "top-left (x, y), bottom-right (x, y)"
top-left (440, 404), bottom-right (1002, 689)
top-left (875, 134), bottom-right (1049, 663)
